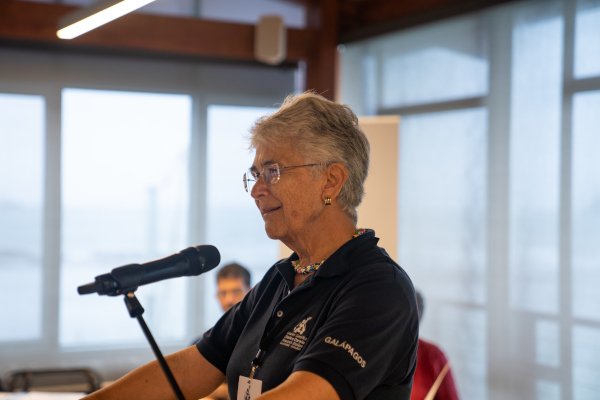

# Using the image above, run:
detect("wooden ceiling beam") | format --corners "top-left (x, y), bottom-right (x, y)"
top-left (304, 0), bottom-right (339, 100)
top-left (0, 0), bottom-right (316, 64)
top-left (339, 0), bottom-right (518, 43)
top-left (1, 0), bottom-right (521, 100)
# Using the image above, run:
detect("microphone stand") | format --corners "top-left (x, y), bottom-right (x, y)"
top-left (123, 291), bottom-right (186, 400)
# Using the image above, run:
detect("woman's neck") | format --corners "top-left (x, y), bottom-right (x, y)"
top-left (288, 217), bottom-right (356, 267)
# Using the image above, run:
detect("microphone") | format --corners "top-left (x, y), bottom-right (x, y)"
top-left (77, 245), bottom-right (221, 296)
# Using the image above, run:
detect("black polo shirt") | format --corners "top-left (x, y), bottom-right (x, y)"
top-left (197, 230), bottom-right (418, 400)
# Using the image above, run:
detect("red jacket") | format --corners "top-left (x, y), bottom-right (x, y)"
top-left (410, 338), bottom-right (459, 400)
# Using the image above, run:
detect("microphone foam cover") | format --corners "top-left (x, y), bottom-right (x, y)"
top-left (195, 244), bottom-right (221, 271)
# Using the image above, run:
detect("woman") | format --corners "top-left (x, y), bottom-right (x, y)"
top-left (83, 92), bottom-right (418, 400)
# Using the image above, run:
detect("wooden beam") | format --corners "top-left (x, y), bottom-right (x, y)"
top-left (2, 0), bottom-right (519, 98)
top-left (0, 0), bottom-right (316, 64)
top-left (304, 0), bottom-right (339, 100)
top-left (339, 0), bottom-right (519, 43)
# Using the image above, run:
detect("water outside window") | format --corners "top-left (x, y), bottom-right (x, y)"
top-left (203, 104), bottom-right (279, 327)
top-left (0, 93), bottom-right (45, 342)
top-left (59, 88), bottom-right (191, 346)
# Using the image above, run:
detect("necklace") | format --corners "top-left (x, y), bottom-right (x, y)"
top-left (291, 228), bottom-right (367, 275)
top-left (292, 259), bottom-right (324, 275)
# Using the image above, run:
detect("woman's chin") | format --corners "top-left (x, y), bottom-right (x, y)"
top-left (263, 223), bottom-right (280, 240)
top-left (264, 222), bottom-right (286, 241)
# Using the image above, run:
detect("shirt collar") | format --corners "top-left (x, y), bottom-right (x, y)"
top-left (275, 229), bottom-right (379, 282)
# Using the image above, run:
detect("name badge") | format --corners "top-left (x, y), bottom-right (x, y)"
top-left (237, 375), bottom-right (263, 400)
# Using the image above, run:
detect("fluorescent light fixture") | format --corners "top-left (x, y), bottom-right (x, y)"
top-left (57, 0), bottom-right (157, 40)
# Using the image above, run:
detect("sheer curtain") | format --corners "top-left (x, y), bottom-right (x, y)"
top-left (340, 0), bottom-right (600, 398)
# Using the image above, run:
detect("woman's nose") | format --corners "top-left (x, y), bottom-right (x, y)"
top-left (250, 177), bottom-right (267, 198)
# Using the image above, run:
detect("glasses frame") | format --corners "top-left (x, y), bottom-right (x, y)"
top-left (243, 162), bottom-right (321, 192)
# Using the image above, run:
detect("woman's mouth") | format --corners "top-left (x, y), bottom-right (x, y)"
top-left (261, 206), bottom-right (281, 216)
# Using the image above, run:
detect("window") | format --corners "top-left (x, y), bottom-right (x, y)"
top-left (59, 89), bottom-right (192, 346)
top-left (509, 3), bottom-right (562, 315)
top-left (575, 0), bottom-right (600, 78)
top-left (377, 18), bottom-right (488, 108)
top-left (340, 0), bottom-right (600, 398)
top-left (0, 93), bottom-right (44, 342)
top-left (0, 47), bottom-right (295, 376)
top-left (204, 105), bottom-right (278, 325)
top-left (399, 109), bottom-right (488, 399)
top-left (571, 91), bottom-right (600, 399)
top-left (571, 91), bottom-right (600, 321)
top-left (399, 109), bottom-right (487, 305)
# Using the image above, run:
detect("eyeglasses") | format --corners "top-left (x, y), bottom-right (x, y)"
top-left (243, 162), bottom-right (320, 192)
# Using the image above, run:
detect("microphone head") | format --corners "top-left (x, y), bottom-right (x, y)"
top-left (198, 244), bottom-right (221, 269)
top-left (186, 245), bottom-right (220, 275)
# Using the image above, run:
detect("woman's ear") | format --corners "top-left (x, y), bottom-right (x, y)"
top-left (322, 162), bottom-right (348, 201)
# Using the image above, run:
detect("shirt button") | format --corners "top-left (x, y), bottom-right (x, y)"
top-left (276, 310), bottom-right (284, 318)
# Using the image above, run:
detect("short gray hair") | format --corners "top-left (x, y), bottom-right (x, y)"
top-left (250, 91), bottom-right (370, 223)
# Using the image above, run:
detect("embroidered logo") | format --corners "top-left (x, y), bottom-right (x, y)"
top-left (293, 317), bottom-right (312, 335)
top-left (280, 317), bottom-right (313, 351)
top-left (324, 336), bottom-right (367, 368)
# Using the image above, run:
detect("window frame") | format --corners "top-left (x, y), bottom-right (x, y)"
top-left (0, 48), bottom-right (295, 377)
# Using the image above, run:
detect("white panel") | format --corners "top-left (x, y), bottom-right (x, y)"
top-left (357, 115), bottom-right (399, 261)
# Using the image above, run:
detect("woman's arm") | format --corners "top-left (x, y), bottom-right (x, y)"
top-left (83, 345), bottom-right (224, 400)
top-left (257, 371), bottom-right (340, 400)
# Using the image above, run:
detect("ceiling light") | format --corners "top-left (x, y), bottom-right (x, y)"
top-left (57, 0), bottom-right (157, 40)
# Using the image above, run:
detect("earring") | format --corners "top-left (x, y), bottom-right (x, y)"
top-left (324, 196), bottom-right (332, 206)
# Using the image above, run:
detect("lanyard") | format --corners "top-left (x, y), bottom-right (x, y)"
top-left (248, 280), bottom-right (304, 379)
top-left (243, 295), bottom-right (290, 399)
top-left (248, 349), bottom-right (264, 380)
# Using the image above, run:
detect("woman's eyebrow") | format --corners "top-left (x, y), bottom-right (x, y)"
top-left (250, 159), bottom-right (278, 171)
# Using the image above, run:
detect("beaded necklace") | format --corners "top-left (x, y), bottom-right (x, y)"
top-left (291, 228), bottom-right (367, 275)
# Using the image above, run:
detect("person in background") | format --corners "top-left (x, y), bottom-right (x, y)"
top-left (411, 290), bottom-right (460, 400)
top-left (82, 91), bottom-right (419, 400)
top-left (200, 262), bottom-right (252, 400)
top-left (215, 262), bottom-right (251, 312)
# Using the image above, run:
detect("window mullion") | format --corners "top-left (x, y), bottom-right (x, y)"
top-left (559, 0), bottom-right (576, 398)
top-left (485, 6), bottom-right (513, 400)
top-left (42, 87), bottom-right (63, 352)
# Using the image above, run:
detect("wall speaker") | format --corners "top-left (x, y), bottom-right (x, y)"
top-left (254, 15), bottom-right (286, 65)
